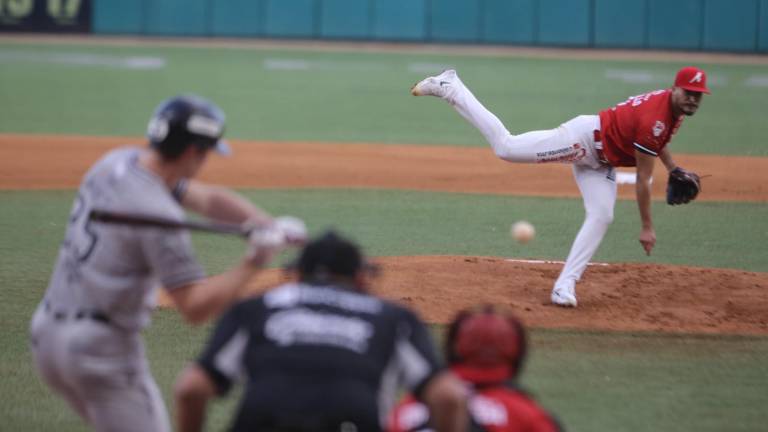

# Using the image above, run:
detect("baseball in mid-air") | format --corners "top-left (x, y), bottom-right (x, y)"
top-left (510, 221), bottom-right (535, 244)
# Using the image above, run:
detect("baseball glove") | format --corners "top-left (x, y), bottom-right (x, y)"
top-left (666, 167), bottom-right (701, 205)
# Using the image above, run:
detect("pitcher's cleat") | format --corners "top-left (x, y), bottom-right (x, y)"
top-left (551, 284), bottom-right (578, 307)
top-left (410, 69), bottom-right (459, 98)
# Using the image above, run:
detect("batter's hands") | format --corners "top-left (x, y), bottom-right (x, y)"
top-left (244, 216), bottom-right (307, 266)
top-left (273, 216), bottom-right (308, 246)
top-left (639, 227), bottom-right (656, 256)
top-left (246, 224), bottom-right (284, 266)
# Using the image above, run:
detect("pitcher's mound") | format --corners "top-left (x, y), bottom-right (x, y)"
top-left (158, 256), bottom-right (768, 335)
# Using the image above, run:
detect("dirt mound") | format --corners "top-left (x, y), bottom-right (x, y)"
top-left (158, 256), bottom-right (768, 335)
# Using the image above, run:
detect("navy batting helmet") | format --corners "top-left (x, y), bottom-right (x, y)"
top-left (147, 94), bottom-right (230, 159)
top-left (445, 304), bottom-right (527, 383)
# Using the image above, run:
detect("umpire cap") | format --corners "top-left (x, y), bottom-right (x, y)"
top-left (296, 230), bottom-right (374, 285)
top-left (147, 94), bottom-right (231, 159)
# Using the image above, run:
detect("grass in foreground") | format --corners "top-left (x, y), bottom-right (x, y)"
top-left (4, 311), bottom-right (767, 432)
top-left (1, 189), bottom-right (766, 430)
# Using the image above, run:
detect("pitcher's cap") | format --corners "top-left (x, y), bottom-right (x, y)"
top-left (674, 66), bottom-right (710, 94)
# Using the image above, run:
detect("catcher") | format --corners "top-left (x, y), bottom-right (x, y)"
top-left (388, 304), bottom-right (562, 432)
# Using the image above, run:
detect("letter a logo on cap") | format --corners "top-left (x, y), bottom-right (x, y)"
top-left (690, 72), bottom-right (703, 84)
top-left (675, 66), bottom-right (711, 94)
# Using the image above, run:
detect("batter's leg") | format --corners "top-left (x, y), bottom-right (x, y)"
top-left (411, 70), bottom-right (579, 163)
top-left (84, 370), bottom-right (171, 432)
top-left (552, 164), bottom-right (617, 307)
top-left (29, 307), bottom-right (91, 422)
top-left (60, 322), bottom-right (172, 432)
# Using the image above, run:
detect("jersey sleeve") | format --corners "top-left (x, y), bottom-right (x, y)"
top-left (141, 226), bottom-right (206, 290)
top-left (393, 309), bottom-right (443, 399)
top-left (171, 178), bottom-right (189, 203)
top-left (196, 302), bottom-right (250, 396)
top-left (388, 396), bottom-right (431, 432)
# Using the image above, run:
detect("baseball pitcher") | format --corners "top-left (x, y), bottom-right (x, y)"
top-left (411, 67), bottom-right (708, 307)
top-left (29, 95), bottom-right (306, 431)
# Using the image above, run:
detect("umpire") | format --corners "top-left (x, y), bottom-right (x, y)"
top-left (174, 230), bottom-right (468, 432)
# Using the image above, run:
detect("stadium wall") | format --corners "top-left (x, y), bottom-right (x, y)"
top-left (88, 0), bottom-right (768, 53)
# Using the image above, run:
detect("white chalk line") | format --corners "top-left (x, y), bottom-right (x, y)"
top-left (745, 75), bottom-right (768, 87)
top-left (259, 62), bottom-right (768, 89)
top-left (505, 258), bottom-right (610, 267)
top-left (616, 171), bottom-right (636, 185)
top-left (263, 59), bottom-right (455, 74)
top-left (604, 68), bottom-right (738, 87)
top-left (0, 50), bottom-right (166, 69)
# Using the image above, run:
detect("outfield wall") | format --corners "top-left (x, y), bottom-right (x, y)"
top-left (47, 0), bottom-right (768, 53)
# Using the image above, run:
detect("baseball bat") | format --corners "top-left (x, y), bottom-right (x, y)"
top-left (88, 209), bottom-right (249, 238)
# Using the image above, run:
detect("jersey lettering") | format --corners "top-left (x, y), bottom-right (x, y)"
top-left (616, 90), bottom-right (666, 108)
top-left (265, 308), bottom-right (374, 353)
top-left (471, 395), bottom-right (508, 426)
top-left (62, 193), bottom-right (98, 262)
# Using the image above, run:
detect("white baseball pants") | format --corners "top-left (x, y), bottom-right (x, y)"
top-left (30, 306), bottom-right (171, 432)
top-left (445, 82), bottom-right (617, 293)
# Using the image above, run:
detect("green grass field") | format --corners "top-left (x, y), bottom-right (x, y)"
top-left (1, 38), bottom-right (767, 431)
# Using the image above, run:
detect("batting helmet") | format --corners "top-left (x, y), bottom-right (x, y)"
top-left (147, 94), bottom-right (231, 159)
top-left (445, 304), bottom-right (527, 383)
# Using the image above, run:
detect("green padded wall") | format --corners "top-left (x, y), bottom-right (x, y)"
top-left (320, 0), bottom-right (371, 38)
top-left (430, 0), bottom-right (481, 42)
top-left (210, 0), bottom-right (263, 37)
top-left (538, 0), bottom-right (591, 46)
top-left (594, 0), bottom-right (646, 47)
top-left (93, 0), bottom-right (143, 34)
top-left (482, 0), bottom-right (536, 44)
top-left (762, 0), bottom-right (768, 51)
top-left (264, 0), bottom-right (317, 38)
top-left (372, 0), bottom-right (427, 41)
top-left (90, 0), bottom-right (768, 53)
top-left (144, 0), bottom-right (208, 36)
top-left (703, 0), bottom-right (758, 52)
top-left (648, 0), bottom-right (702, 49)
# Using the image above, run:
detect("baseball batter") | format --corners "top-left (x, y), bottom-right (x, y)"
top-left (29, 95), bottom-right (305, 431)
top-left (411, 67), bottom-right (709, 307)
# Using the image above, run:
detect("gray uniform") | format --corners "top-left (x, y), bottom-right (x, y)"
top-left (30, 147), bottom-right (205, 432)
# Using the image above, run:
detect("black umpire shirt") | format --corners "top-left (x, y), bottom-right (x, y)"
top-left (197, 281), bottom-right (443, 432)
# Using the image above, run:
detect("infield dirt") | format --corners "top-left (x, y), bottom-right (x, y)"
top-left (3, 134), bottom-right (766, 335)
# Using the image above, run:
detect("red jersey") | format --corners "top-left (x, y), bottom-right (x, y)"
top-left (598, 89), bottom-right (683, 167)
top-left (388, 386), bottom-right (560, 432)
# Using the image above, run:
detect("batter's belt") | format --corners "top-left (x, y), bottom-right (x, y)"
top-left (44, 300), bottom-right (111, 325)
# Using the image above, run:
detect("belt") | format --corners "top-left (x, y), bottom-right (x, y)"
top-left (44, 301), bottom-right (111, 325)
top-left (593, 129), bottom-right (609, 165)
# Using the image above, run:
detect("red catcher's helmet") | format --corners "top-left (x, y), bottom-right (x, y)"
top-left (446, 304), bottom-right (527, 383)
